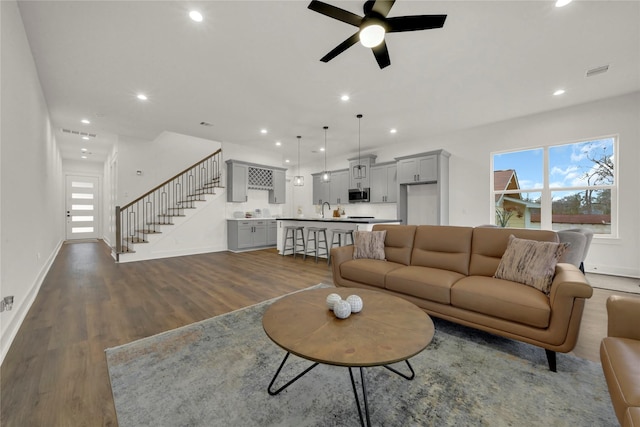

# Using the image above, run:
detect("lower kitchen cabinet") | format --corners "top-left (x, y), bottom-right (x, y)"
top-left (227, 219), bottom-right (276, 251)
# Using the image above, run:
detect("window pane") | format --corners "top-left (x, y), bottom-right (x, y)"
top-left (72, 193), bottom-right (94, 199)
top-left (549, 138), bottom-right (614, 188)
top-left (493, 149), bottom-right (543, 190)
top-left (72, 181), bottom-right (94, 188)
top-left (72, 204), bottom-right (94, 211)
top-left (496, 192), bottom-right (541, 229)
top-left (72, 216), bottom-right (94, 222)
top-left (551, 189), bottom-right (611, 234)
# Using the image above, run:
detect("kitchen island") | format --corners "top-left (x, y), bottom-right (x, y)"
top-left (275, 217), bottom-right (401, 256)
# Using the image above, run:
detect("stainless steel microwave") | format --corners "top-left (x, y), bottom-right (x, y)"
top-left (348, 188), bottom-right (370, 203)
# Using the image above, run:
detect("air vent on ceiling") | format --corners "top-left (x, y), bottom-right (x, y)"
top-left (61, 128), bottom-right (97, 138)
top-left (586, 65), bottom-right (609, 77)
top-left (199, 121), bottom-right (213, 127)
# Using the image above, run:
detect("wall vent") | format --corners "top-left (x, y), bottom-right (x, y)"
top-left (199, 121), bottom-right (213, 127)
top-left (586, 65), bottom-right (609, 77)
top-left (62, 128), bottom-right (97, 138)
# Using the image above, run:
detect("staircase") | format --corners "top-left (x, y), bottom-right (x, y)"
top-left (114, 149), bottom-right (223, 261)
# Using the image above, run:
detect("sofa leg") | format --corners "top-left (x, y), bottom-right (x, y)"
top-left (579, 262), bottom-right (585, 274)
top-left (545, 349), bottom-right (557, 372)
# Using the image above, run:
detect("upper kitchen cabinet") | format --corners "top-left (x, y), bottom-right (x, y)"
top-left (370, 162), bottom-right (397, 203)
top-left (312, 173), bottom-right (330, 205)
top-left (269, 169), bottom-right (286, 204)
top-left (227, 161), bottom-right (248, 202)
top-left (226, 160), bottom-right (287, 203)
top-left (397, 154), bottom-right (439, 184)
top-left (330, 169), bottom-right (349, 205)
top-left (395, 150), bottom-right (450, 226)
top-left (348, 154), bottom-right (377, 190)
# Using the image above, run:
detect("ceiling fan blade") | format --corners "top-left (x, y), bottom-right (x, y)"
top-left (372, 40), bottom-right (391, 69)
top-left (386, 15), bottom-right (447, 33)
top-left (371, 0), bottom-right (395, 18)
top-left (320, 32), bottom-right (360, 63)
top-left (308, 1), bottom-right (362, 27)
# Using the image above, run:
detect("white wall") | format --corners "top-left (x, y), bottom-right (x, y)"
top-left (0, 0), bottom-right (65, 363)
top-left (291, 92), bottom-right (640, 277)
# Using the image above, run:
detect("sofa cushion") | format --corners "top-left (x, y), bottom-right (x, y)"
top-left (372, 225), bottom-right (417, 266)
top-left (411, 225), bottom-right (473, 275)
top-left (494, 235), bottom-right (567, 294)
top-left (600, 337), bottom-right (640, 425)
top-left (353, 230), bottom-right (387, 260)
top-left (451, 276), bottom-right (551, 328)
top-left (386, 266), bottom-right (465, 304)
top-left (340, 259), bottom-right (405, 289)
top-left (469, 227), bottom-right (559, 277)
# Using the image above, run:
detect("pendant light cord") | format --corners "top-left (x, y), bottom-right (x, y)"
top-left (323, 126), bottom-right (328, 171)
top-left (297, 135), bottom-right (301, 177)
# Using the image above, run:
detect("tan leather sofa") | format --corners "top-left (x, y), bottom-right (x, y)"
top-left (331, 224), bottom-right (593, 371)
top-left (601, 295), bottom-right (640, 426)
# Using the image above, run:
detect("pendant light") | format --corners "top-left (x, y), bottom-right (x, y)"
top-left (353, 114), bottom-right (366, 180)
top-left (294, 136), bottom-right (304, 186)
top-left (321, 126), bottom-right (331, 183)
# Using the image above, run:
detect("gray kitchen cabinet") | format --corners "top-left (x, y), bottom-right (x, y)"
top-left (312, 173), bottom-right (330, 205)
top-left (228, 220), bottom-right (273, 251)
top-left (227, 161), bottom-right (248, 202)
top-left (370, 163), bottom-right (397, 203)
top-left (330, 169), bottom-right (349, 205)
top-left (267, 220), bottom-right (277, 245)
top-left (269, 169), bottom-right (286, 204)
top-left (397, 154), bottom-right (437, 184)
top-left (395, 150), bottom-right (450, 226)
top-left (348, 154), bottom-right (377, 190)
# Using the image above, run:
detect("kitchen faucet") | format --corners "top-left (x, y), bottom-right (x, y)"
top-left (321, 202), bottom-right (331, 219)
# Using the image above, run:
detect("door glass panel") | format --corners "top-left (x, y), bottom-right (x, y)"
top-left (72, 193), bottom-right (94, 199)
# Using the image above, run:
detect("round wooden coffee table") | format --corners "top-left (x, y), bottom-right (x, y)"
top-left (263, 287), bottom-right (434, 426)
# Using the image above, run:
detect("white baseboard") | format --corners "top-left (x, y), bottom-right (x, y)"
top-left (0, 239), bottom-right (63, 365)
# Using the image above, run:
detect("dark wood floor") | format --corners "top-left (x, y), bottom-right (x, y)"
top-left (1, 240), bottom-right (635, 426)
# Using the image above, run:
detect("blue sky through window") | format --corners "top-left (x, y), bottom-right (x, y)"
top-left (494, 138), bottom-right (614, 193)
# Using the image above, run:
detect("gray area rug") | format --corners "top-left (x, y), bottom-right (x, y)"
top-left (106, 285), bottom-right (617, 426)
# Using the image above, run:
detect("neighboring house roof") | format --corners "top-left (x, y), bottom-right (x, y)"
top-left (530, 213), bottom-right (611, 224)
top-left (494, 169), bottom-right (522, 203)
top-left (503, 196), bottom-right (540, 209)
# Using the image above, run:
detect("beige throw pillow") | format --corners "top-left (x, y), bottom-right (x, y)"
top-left (494, 235), bottom-right (568, 295)
top-left (353, 230), bottom-right (387, 260)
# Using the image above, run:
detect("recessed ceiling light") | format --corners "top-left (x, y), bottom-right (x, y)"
top-left (555, 0), bottom-right (572, 7)
top-left (260, 129), bottom-right (268, 134)
top-left (320, 147), bottom-right (325, 152)
top-left (275, 141), bottom-right (281, 146)
top-left (81, 148), bottom-right (87, 152)
top-left (82, 136), bottom-right (90, 140)
top-left (81, 155), bottom-right (87, 159)
top-left (553, 89), bottom-right (566, 96)
top-left (81, 119), bottom-right (90, 124)
top-left (390, 128), bottom-right (397, 134)
top-left (285, 159), bottom-right (290, 163)
top-left (137, 93), bottom-right (148, 101)
top-left (341, 94), bottom-right (350, 101)
top-left (189, 10), bottom-right (203, 22)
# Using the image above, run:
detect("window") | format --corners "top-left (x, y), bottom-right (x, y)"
top-left (492, 137), bottom-right (616, 236)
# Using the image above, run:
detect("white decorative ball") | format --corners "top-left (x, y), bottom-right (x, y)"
top-left (333, 300), bottom-right (352, 319)
top-left (326, 293), bottom-right (342, 311)
top-left (346, 295), bottom-right (363, 313)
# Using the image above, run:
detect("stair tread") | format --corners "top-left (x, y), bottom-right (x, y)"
top-left (135, 229), bottom-right (162, 234)
top-left (147, 222), bottom-right (175, 226)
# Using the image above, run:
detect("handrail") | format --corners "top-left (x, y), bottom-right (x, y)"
top-left (121, 148), bottom-right (222, 211)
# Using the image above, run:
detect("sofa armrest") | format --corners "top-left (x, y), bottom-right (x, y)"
top-left (549, 263), bottom-right (594, 304)
top-left (607, 295), bottom-right (640, 340)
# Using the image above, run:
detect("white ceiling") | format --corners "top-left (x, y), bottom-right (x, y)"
top-left (17, 1), bottom-right (640, 166)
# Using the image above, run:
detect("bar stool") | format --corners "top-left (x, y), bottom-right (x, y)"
top-left (282, 226), bottom-right (305, 258)
top-left (304, 227), bottom-right (328, 263)
top-left (328, 229), bottom-right (355, 265)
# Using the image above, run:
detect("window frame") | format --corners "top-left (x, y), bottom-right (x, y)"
top-left (491, 135), bottom-right (618, 238)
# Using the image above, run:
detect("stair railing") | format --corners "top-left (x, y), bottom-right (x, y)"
top-left (115, 149), bottom-right (222, 258)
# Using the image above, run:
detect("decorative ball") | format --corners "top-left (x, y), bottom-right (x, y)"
top-left (326, 293), bottom-right (342, 311)
top-left (346, 295), bottom-right (363, 313)
top-left (333, 300), bottom-right (352, 319)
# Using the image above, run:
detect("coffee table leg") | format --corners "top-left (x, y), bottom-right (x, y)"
top-left (349, 367), bottom-right (371, 427)
top-left (267, 352), bottom-right (319, 396)
top-left (383, 360), bottom-right (415, 380)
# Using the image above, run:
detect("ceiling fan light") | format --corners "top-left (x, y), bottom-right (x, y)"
top-left (359, 24), bottom-right (385, 48)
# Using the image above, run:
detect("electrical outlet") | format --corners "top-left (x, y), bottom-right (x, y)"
top-left (0, 296), bottom-right (14, 312)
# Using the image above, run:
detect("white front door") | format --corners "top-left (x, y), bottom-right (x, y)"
top-left (66, 175), bottom-right (100, 240)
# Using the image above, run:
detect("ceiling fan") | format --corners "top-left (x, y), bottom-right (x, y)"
top-left (308, 0), bottom-right (447, 69)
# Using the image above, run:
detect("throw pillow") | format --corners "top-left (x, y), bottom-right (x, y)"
top-left (494, 235), bottom-right (569, 295)
top-left (353, 230), bottom-right (387, 260)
